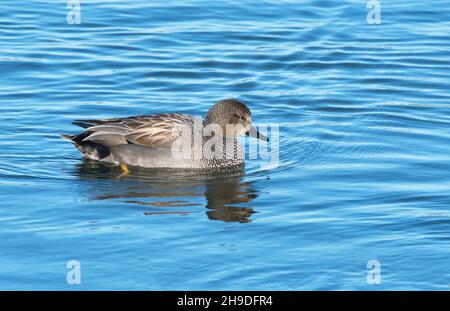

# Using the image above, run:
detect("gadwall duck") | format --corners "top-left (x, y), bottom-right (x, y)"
top-left (62, 99), bottom-right (267, 173)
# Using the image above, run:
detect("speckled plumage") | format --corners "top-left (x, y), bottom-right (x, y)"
top-left (62, 99), bottom-right (266, 169)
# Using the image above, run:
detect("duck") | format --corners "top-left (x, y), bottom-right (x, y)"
top-left (62, 99), bottom-right (267, 174)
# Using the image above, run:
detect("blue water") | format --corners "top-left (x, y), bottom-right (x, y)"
top-left (1, 0), bottom-right (450, 290)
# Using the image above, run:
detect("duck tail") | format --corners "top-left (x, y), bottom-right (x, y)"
top-left (60, 134), bottom-right (76, 143)
top-left (61, 132), bottom-right (111, 161)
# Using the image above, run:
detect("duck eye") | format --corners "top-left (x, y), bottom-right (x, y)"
top-left (240, 116), bottom-right (245, 121)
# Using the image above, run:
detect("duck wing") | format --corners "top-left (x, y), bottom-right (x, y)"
top-left (74, 114), bottom-right (196, 149)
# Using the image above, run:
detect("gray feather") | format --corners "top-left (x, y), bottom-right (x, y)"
top-left (82, 132), bottom-right (129, 146)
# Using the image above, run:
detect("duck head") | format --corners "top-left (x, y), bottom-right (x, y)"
top-left (205, 99), bottom-right (268, 141)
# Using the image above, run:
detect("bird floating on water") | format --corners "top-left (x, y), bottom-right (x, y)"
top-left (62, 99), bottom-right (268, 175)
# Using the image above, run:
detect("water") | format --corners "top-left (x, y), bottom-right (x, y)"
top-left (1, 0), bottom-right (449, 290)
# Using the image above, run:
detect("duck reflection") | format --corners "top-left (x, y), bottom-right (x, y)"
top-left (73, 160), bottom-right (259, 223)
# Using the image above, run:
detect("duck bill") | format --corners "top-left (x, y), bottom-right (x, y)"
top-left (245, 125), bottom-right (269, 142)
